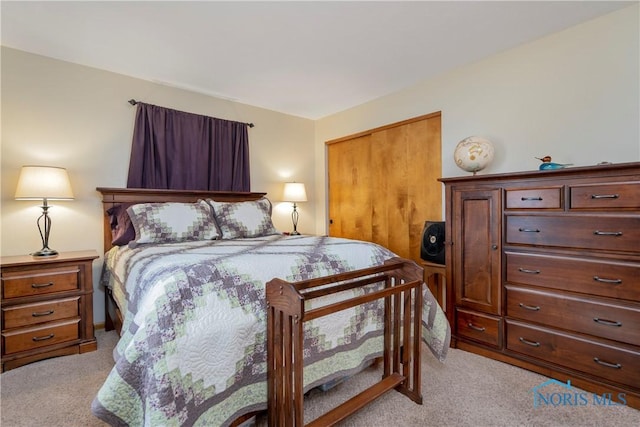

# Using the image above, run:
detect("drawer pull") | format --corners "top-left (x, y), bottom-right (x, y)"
top-left (591, 194), bottom-right (619, 199)
top-left (593, 318), bottom-right (622, 327)
top-left (518, 337), bottom-right (540, 347)
top-left (593, 357), bottom-right (622, 369)
top-left (518, 228), bottom-right (540, 233)
top-left (518, 267), bottom-right (540, 274)
top-left (32, 310), bottom-right (55, 317)
top-left (593, 230), bottom-right (623, 236)
top-left (519, 303), bottom-right (540, 311)
top-left (32, 334), bottom-right (55, 342)
top-left (31, 282), bottom-right (54, 289)
top-left (593, 276), bottom-right (622, 284)
top-left (467, 323), bottom-right (486, 332)
top-left (521, 197), bottom-right (543, 201)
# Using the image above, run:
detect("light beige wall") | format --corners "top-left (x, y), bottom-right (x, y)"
top-left (1, 47), bottom-right (315, 324)
top-left (314, 4), bottom-right (639, 233)
top-left (2, 5), bottom-right (638, 324)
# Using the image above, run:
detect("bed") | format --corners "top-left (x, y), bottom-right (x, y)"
top-left (91, 187), bottom-right (451, 426)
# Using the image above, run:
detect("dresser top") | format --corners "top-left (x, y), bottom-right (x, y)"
top-left (440, 161), bottom-right (640, 184)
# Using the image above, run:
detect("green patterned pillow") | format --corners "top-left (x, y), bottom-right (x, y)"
top-left (207, 197), bottom-right (279, 239)
top-left (127, 200), bottom-right (219, 247)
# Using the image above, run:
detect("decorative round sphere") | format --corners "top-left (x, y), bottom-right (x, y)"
top-left (454, 136), bottom-right (495, 174)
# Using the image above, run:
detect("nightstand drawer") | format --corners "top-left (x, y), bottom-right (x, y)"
top-left (2, 318), bottom-right (80, 354)
top-left (2, 297), bottom-right (80, 329)
top-left (505, 187), bottom-right (562, 209)
top-left (1, 266), bottom-right (79, 299)
top-left (456, 308), bottom-right (502, 348)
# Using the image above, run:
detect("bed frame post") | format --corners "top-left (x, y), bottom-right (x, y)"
top-left (266, 257), bottom-right (423, 426)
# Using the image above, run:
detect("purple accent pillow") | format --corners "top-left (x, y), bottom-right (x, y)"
top-left (106, 204), bottom-right (136, 246)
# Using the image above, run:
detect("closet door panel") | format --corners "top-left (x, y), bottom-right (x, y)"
top-left (408, 118), bottom-right (442, 261)
top-left (327, 134), bottom-right (372, 242)
top-left (371, 127), bottom-right (409, 258)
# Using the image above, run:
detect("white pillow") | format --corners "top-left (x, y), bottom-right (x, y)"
top-left (207, 198), bottom-right (279, 239)
top-left (127, 200), bottom-right (219, 247)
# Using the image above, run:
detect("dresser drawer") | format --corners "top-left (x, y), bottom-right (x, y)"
top-left (506, 320), bottom-right (640, 389)
top-left (2, 297), bottom-right (80, 329)
top-left (505, 187), bottom-right (562, 209)
top-left (506, 215), bottom-right (640, 252)
top-left (570, 182), bottom-right (640, 210)
top-left (506, 286), bottom-right (640, 346)
top-left (505, 252), bottom-right (640, 301)
top-left (2, 318), bottom-right (80, 354)
top-left (1, 266), bottom-right (79, 299)
top-left (456, 308), bottom-right (501, 348)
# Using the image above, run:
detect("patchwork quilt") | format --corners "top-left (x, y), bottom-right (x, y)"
top-left (92, 235), bottom-right (450, 426)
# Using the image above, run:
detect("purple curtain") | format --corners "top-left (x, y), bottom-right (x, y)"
top-left (126, 103), bottom-right (250, 191)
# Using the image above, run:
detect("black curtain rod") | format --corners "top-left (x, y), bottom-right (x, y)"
top-left (127, 99), bottom-right (254, 128)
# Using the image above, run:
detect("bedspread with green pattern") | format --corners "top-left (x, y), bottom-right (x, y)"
top-left (92, 235), bottom-right (450, 426)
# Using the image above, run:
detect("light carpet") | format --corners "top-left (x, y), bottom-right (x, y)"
top-left (1, 330), bottom-right (638, 426)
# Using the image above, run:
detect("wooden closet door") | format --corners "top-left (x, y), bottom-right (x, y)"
top-left (327, 134), bottom-right (373, 242)
top-left (327, 113), bottom-right (441, 262)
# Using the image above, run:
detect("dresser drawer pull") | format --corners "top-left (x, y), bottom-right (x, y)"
top-left (593, 357), bottom-right (622, 369)
top-left (521, 197), bottom-right (543, 201)
top-left (32, 334), bottom-right (55, 342)
top-left (593, 318), bottom-right (622, 327)
top-left (593, 230), bottom-right (623, 236)
top-left (519, 303), bottom-right (540, 311)
top-left (518, 228), bottom-right (540, 233)
top-left (31, 282), bottom-right (54, 289)
top-left (593, 276), bottom-right (622, 284)
top-left (518, 337), bottom-right (540, 347)
top-left (32, 310), bottom-right (55, 317)
top-left (518, 268), bottom-right (540, 274)
top-left (591, 194), bottom-right (619, 199)
top-left (467, 323), bottom-right (486, 332)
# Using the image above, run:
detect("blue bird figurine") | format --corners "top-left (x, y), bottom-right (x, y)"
top-left (536, 155), bottom-right (573, 170)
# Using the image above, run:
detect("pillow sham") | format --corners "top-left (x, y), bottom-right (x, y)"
top-left (207, 197), bottom-right (279, 239)
top-left (127, 200), bottom-right (219, 247)
top-left (106, 203), bottom-right (136, 246)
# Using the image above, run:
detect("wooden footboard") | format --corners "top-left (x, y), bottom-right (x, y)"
top-left (266, 257), bottom-right (424, 426)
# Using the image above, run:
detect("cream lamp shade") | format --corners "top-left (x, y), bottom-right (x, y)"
top-left (282, 182), bottom-right (307, 202)
top-left (15, 166), bottom-right (74, 200)
top-left (15, 165), bottom-right (74, 257)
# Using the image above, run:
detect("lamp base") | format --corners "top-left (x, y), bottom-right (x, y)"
top-left (290, 231), bottom-right (301, 235)
top-left (31, 248), bottom-right (59, 257)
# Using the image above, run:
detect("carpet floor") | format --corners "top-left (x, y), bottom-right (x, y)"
top-left (1, 330), bottom-right (638, 426)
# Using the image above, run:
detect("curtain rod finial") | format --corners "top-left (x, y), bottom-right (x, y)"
top-left (128, 99), bottom-right (138, 105)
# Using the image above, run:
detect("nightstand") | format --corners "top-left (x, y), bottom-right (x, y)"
top-left (1, 250), bottom-right (99, 372)
top-left (420, 260), bottom-right (446, 311)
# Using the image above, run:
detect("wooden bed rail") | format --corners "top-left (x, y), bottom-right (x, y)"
top-left (266, 257), bottom-right (424, 426)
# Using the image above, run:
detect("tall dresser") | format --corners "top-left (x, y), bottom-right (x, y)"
top-left (440, 162), bottom-right (639, 409)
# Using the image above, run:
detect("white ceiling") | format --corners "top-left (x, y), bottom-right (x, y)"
top-left (1, 1), bottom-right (634, 119)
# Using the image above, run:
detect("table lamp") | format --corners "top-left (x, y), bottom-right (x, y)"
top-left (282, 182), bottom-right (307, 235)
top-left (15, 165), bottom-right (74, 256)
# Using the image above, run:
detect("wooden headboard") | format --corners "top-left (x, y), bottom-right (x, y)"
top-left (96, 187), bottom-right (267, 253)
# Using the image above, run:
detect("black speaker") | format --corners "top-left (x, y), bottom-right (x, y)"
top-left (420, 221), bottom-right (445, 265)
